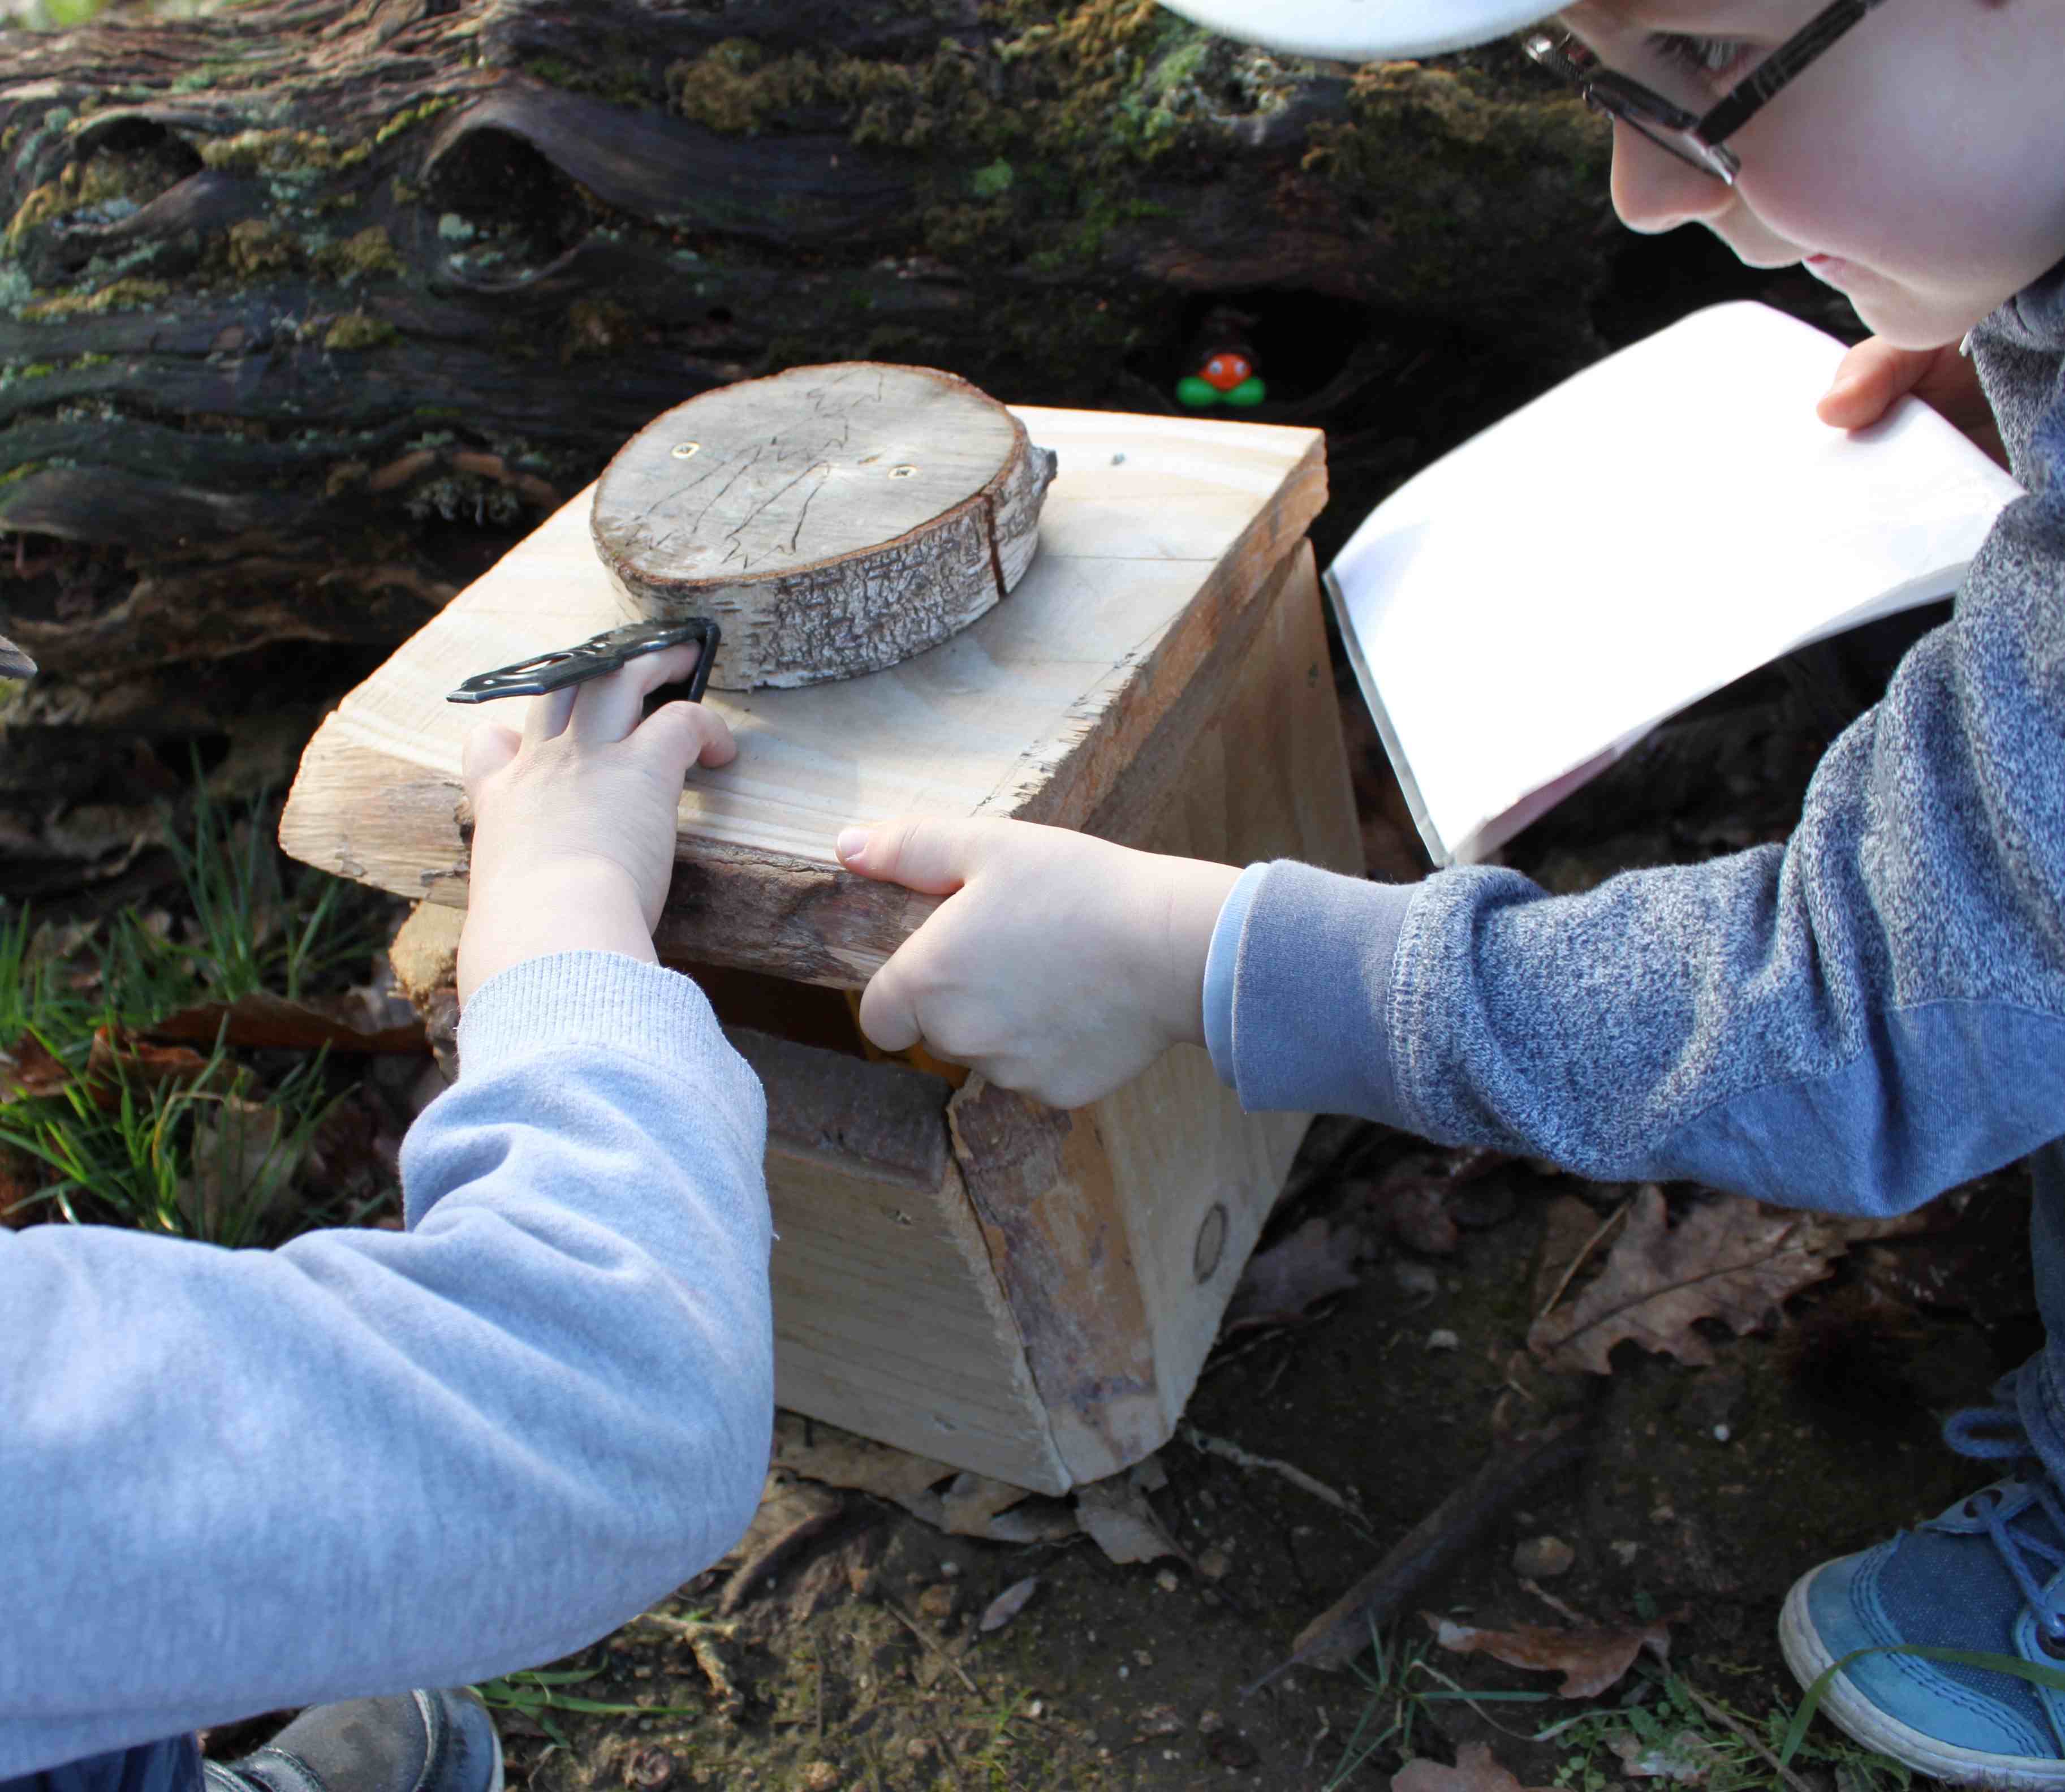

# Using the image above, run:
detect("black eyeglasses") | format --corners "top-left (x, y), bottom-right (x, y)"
top-left (1525, 0), bottom-right (1891, 184)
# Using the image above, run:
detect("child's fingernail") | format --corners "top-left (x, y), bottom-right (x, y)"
top-left (836, 827), bottom-right (869, 863)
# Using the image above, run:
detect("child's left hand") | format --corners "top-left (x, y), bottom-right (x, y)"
top-left (1818, 335), bottom-right (2006, 468)
top-left (835, 817), bottom-right (1240, 1109)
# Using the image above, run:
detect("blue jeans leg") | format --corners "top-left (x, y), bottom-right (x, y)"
top-left (2014, 1136), bottom-right (2065, 1484)
top-left (0, 1737), bottom-right (202, 1792)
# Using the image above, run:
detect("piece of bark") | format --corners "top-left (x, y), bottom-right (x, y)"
top-left (593, 363), bottom-right (1055, 688)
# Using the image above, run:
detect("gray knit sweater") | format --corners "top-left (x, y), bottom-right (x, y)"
top-left (1208, 269), bottom-right (2065, 1218)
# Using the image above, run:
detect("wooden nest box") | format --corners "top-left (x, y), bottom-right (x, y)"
top-left (281, 385), bottom-right (1358, 1496)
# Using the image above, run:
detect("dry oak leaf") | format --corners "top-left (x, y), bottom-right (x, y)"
top-left (1425, 1612), bottom-right (1672, 1698)
top-left (1394, 1741), bottom-right (1557, 1792)
top-left (1222, 1214), bottom-right (1364, 1333)
top-left (1527, 1186), bottom-right (1853, 1374)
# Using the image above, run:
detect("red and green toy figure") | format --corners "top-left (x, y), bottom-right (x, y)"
top-left (1177, 311), bottom-right (1267, 409)
top-left (1178, 343), bottom-right (1266, 409)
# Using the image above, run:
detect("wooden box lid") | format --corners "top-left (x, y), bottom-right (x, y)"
top-left (280, 406), bottom-right (1325, 987)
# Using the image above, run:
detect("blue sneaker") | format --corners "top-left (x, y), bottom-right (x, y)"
top-left (1779, 1396), bottom-right (2065, 1787)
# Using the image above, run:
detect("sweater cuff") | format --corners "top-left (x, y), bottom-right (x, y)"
top-left (1229, 861), bottom-right (1420, 1122)
top-left (1204, 864), bottom-right (1269, 1085)
top-left (456, 951), bottom-right (728, 1081)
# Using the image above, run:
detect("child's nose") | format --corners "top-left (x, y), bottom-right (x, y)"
top-left (1608, 124), bottom-right (1735, 234)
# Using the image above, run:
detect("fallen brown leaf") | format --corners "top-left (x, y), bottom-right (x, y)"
top-left (770, 1411), bottom-right (956, 1517)
top-left (977, 1575), bottom-right (1038, 1634)
top-left (1425, 1612), bottom-right (1671, 1698)
top-left (1394, 1741), bottom-right (1555, 1792)
top-left (2, 1033), bottom-right (74, 1101)
top-left (149, 989), bottom-right (424, 1055)
top-left (1222, 1215), bottom-right (1364, 1332)
top-left (1527, 1186), bottom-right (1850, 1373)
top-left (87, 1027), bottom-right (212, 1089)
top-left (1074, 1476), bottom-right (1180, 1565)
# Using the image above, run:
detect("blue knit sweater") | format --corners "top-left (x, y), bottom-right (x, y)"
top-left (0, 953), bottom-right (771, 1777)
top-left (1208, 267), bottom-right (2065, 1218)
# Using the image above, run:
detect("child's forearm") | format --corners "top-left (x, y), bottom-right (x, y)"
top-left (0, 955), bottom-right (770, 1778)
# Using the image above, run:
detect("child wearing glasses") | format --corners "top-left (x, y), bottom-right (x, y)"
top-left (835, 0), bottom-right (2065, 1782)
top-left (3, 645), bottom-right (771, 1792)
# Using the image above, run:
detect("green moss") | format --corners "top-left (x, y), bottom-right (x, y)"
top-left (72, 352), bottom-right (110, 369)
top-left (0, 460), bottom-right (44, 492)
top-left (373, 96), bottom-right (460, 147)
top-left (200, 128), bottom-right (345, 176)
top-left (561, 297), bottom-right (633, 363)
top-left (2, 362), bottom-right (58, 382)
top-left (970, 158), bottom-right (1014, 197)
top-left (222, 217), bottom-right (299, 278)
top-left (20, 277), bottom-right (171, 321)
top-left (312, 225), bottom-right (404, 283)
top-left (322, 311), bottom-right (398, 351)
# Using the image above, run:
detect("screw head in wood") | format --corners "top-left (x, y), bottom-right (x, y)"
top-left (1194, 1203), bottom-right (1228, 1283)
top-left (671, 441), bottom-right (700, 459)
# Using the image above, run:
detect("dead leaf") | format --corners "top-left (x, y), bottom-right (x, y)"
top-left (1075, 1477), bottom-right (1180, 1565)
top-left (1223, 1215), bottom-right (1364, 1333)
top-left (88, 1027), bottom-right (211, 1089)
top-left (1527, 1187), bottom-right (1847, 1374)
top-left (181, 1096), bottom-right (305, 1238)
top-left (149, 989), bottom-right (425, 1056)
top-left (1394, 1742), bottom-right (1556, 1792)
top-left (771, 1412), bottom-right (956, 1517)
top-left (977, 1575), bottom-right (1038, 1634)
top-left (941, 1472), bottom-right (1078, 1545)
top-left (1611, 1730), bottom-right (1726, 1782)
top-left (1425, 1612), bottom-right (1671, 1698)
top-left (2, 1033), bottom-right (75, 1101)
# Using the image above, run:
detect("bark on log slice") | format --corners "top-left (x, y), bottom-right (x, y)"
top-left (592, 363), bottom-right (1057, 689)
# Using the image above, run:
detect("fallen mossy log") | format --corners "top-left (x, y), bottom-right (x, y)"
top-left (0, 0), bottom-right (1610, 880)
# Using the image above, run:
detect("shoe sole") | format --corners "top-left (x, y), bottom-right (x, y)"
top-left (1779, 1572), bottom-right (2065, 1790)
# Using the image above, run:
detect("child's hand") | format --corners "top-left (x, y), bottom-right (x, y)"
top-left (1818, 335), bottom-right (2007, 469)
top-left (835, 817), bottom-right (1240, 1109)
top-left (457, 643), bottom-right (736, 1002)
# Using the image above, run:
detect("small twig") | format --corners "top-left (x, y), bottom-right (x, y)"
top-left (1182, 1424), bottom-right (1365, 1521)
top-left (1675, 1681), bottom-right (1815, 1792)
top-left (883, 1599), bottom-right (979, 1695)
top-left (1247, 1410), bottom-right (1597, 1694)
top-left (1534, 1196), bottom-right (1633, 1320)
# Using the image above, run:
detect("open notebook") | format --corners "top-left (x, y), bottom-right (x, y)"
top-left (1325, 301), bottom-right (2024, 867)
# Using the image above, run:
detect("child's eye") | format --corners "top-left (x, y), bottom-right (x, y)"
top-left (1646, 32), bottom-right (1753, 80)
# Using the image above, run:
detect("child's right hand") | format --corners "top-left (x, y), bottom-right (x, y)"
top-left (456, 643), bottom-right (736, 1002)
top-left (837, 817), bottom-right (1241, 1110)
top-left (1818, 335), bottom-right (2007, 469)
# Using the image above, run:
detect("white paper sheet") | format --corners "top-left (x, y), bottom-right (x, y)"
top-left (1326, 302), bottom-right (2024, 866)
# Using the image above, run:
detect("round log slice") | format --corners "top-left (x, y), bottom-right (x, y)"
top-left (592, 363), bottom-right (1059, 690)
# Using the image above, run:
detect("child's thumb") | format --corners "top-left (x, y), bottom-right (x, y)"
top-left (835, 816), bottom-right (980, 895)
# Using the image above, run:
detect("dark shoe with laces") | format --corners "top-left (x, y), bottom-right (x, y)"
top-left (1779, 1396), bottom-right (2065, 1787)
top-left (200, 1693), bottom-right (501, 1792)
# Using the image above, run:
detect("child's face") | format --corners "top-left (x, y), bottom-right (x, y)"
top-left (1561, 0), bottom-right (2065, 347)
